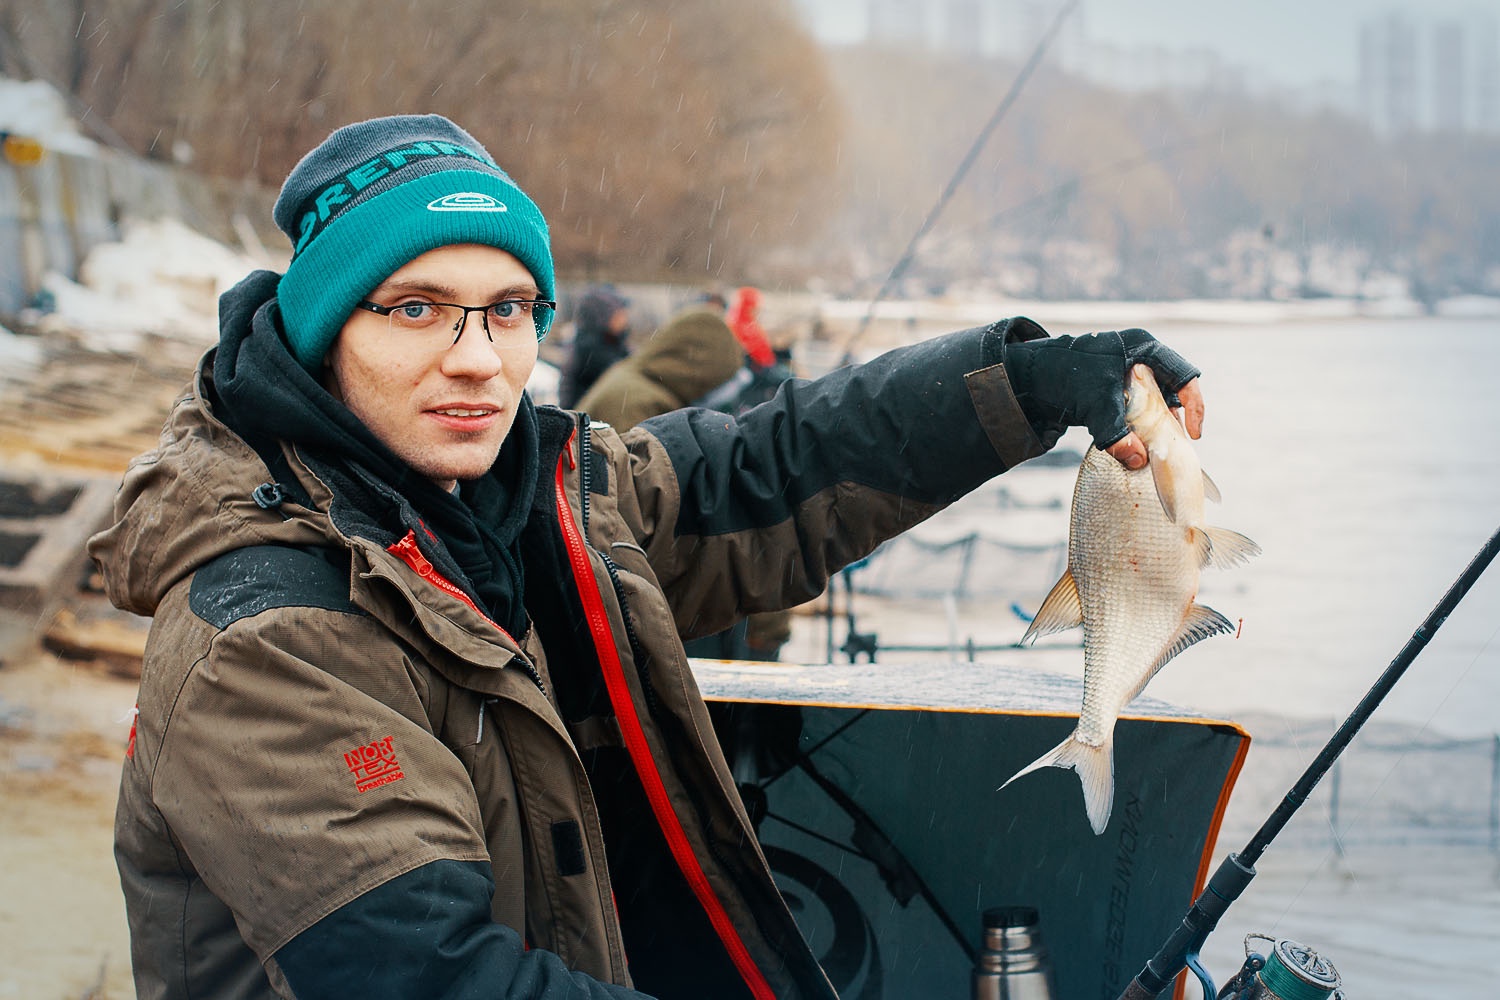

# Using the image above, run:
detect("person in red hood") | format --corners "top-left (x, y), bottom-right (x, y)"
top-left (726, 286), bottom-right (777, 370)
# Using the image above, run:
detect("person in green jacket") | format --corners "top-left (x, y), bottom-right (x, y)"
top-left (88, 113), bottom-right (1205, 1000)
top-left (575, 297), bottom-right (744, 432)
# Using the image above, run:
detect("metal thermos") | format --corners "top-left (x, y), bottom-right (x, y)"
top-left (971, 905), bottom-right (1058, 1000)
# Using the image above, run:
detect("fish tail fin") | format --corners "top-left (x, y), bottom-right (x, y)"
top-left (999, 733), bottom-right (1116, 835)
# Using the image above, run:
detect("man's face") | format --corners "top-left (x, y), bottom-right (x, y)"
top-left (323, 244), bottom-right (541, 491)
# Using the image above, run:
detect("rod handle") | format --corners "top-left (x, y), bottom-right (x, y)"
top-left (1117, 979), bottom-right (1161, 1000)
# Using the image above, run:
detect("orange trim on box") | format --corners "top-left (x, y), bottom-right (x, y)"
top-left (1168, 725), bottom-right (1251, 1000)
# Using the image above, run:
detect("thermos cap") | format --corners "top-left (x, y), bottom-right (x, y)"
top-left (981, 905), bottom-right (1039, 929)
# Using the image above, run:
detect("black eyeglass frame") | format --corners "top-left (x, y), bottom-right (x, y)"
top-left (356, 297), bottom-right (558, 342)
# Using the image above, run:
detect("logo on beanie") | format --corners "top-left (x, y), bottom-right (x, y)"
top-left (427, 192), bottom-right (508, 213)
top-left (288, 141), bottom-right (503, 256)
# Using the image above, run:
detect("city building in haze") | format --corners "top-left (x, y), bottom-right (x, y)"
top-left (1359, 9), bottom-right (1499, 134)
top-left (795, 0), bottom-right (1499, 134)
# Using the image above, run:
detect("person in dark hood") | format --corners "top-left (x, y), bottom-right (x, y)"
top-left (87, 113), bottom-right (1207, 1000)
top-left (559, 283), bottom-right (631, 407)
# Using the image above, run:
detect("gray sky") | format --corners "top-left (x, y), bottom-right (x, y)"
top-left (796, 0), bottom-right (1494, 88)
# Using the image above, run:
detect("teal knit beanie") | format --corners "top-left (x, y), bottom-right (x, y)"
top-left (273, 114), bottom-right (554, 373)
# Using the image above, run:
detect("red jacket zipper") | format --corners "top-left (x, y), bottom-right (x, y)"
top-left (387, 530), bottom-right (517, 648)
top-left (554, 428), bottom-right (775, 1000)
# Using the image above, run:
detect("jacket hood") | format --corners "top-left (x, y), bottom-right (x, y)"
top-left (86, 358), bottom-right (334, 617)
top-left (89, 269), bottom-right (543, 629)
top-left (630, 307), bottom-right (744, 399)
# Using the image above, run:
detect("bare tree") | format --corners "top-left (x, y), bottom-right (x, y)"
top-left (0, 0), bottom-right (843, 284)
top-left (816, 41), bottom-right (1500, 300)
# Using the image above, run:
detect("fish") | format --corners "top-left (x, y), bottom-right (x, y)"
top-left (1001, 364), bottom-right (1259, 834)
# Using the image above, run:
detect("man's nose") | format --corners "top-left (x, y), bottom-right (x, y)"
top-left (441, 311), bottom-right (504, 377)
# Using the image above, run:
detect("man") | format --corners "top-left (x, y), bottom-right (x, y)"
top-left (558, 283), bottom-right (632, 407)
top-left (88, 114), bottom-right (1204, 1000)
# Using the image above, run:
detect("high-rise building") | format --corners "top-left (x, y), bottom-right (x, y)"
top-left (942, 0), bottom-right (985, 57)
top-left (1476, 13), bottom-right (1500, 132)
top-left (1359, 10), bottom-right (1499, 135)
top-left (1359, 12), bottom-right (1419, 134)
top-left (1431, 20), bottom-right (1467, 131)
top-left (868, 0), bottom-right (928, 47)
top-left (994, 0), bottom-right (1084, 69)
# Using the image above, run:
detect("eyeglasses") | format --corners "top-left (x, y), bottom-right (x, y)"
top-left (355, 297), bottom-right (557, 343)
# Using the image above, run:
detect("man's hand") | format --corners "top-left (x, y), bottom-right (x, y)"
top-left (1000, 327), bottom-right (1203, 464)
top-left (1105, 375), bottom-right (1203, 469)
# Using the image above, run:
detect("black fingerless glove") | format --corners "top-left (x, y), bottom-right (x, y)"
top-left (997, 326), bottom-right (1201, 450)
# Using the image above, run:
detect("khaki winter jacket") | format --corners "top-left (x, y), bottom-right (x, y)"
top-left (88, 320), bottom-right (1046, 1000)
top-left (574, 305), bottom-right (745, 429)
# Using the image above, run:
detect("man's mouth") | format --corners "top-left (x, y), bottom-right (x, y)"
top-left (433, 407), bottom-right (496, 417)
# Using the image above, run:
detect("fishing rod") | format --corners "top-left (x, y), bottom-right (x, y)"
top-left (1116, 523), bottom-right (1500, 1000)
top-left (836, 0), bottom-right (1081, 364)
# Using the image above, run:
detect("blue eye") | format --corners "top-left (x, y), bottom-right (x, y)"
top-left (488, 300), bottom-right (542, 330)
top-left (391, 302), bottom-right (440, 325)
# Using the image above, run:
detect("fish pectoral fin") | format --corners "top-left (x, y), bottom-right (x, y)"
top-left (1202, 469), bottom-right (1222, 504)
top-left (998, 733), bottom-right (1116, 836)
top-left (1201, 526), bottom-right (1261, 570)
top-left (1020, 570), bottom-right (1083, 643)
top-left (1151, 603), bottom-right (1237, 677)
top-left (1149, 449), bottom-right (1181, 523)
top-left (1191, 526), bottom-right (1213, 568)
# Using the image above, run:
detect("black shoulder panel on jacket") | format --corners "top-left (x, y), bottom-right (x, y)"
top-left (647, 325), bottom-right (1009, 538)
top-left (189, 545), bottom-right (362, 628)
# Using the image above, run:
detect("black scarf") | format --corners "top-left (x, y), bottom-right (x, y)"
top-left (210, 270), bottom-right (537, 638)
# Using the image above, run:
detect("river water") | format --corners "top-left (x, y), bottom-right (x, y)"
top-left (790, 311), bottom-right (1500, 998)
top-left (807, 312), bottom-right (1500, 739)
top-left (1119, 314), bottom-right (1500, 998)
top-left (1129, 315), bottom-right (1500, 740)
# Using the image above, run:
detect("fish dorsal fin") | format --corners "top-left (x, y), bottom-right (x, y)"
top-left (1149, 445), bottom-right (1181, 523)
top-left (1201, 526), bottom-right (1262, 570)
top-left (1148, 603), bottom-right (1236, 679)
top-left (1202, 469), bottom-right (1222, 504)
top-left (1020, 570), bottom-right (1083, 643)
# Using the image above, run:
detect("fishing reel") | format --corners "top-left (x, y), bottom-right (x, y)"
top-left (1202, 934), bottom-right (1343, 1000)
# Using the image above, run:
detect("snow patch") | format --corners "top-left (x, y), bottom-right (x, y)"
top-left (0, 77), bottom-right (98, 157)
top-left (34, 218), bottom-right (259, 350)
